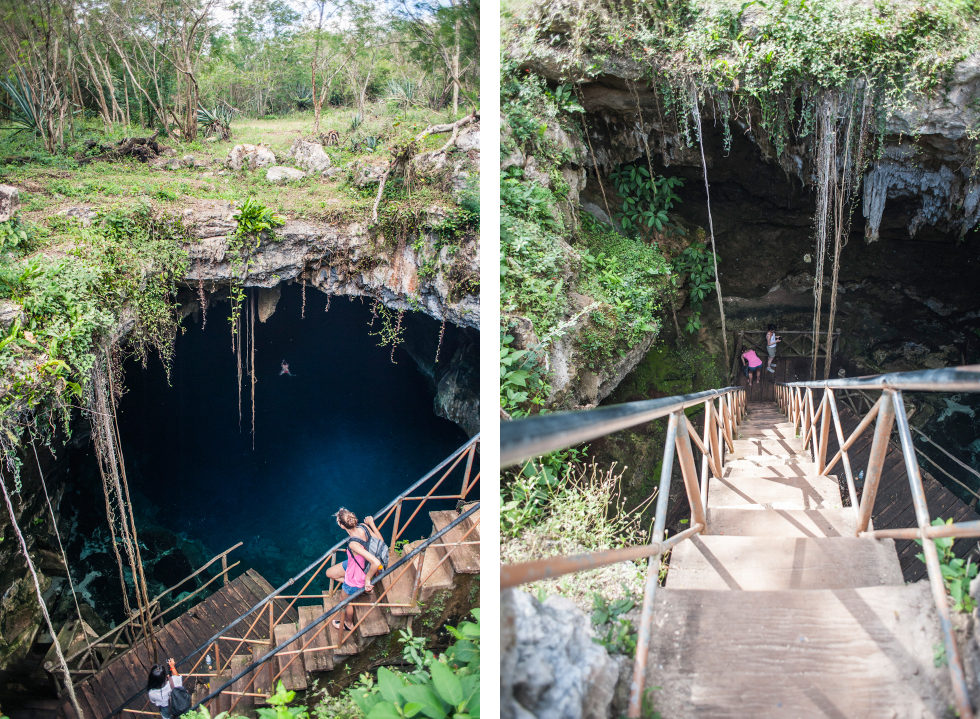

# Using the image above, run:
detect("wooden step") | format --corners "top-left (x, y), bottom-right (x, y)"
top-left (706, 507), bottom-right (856, 538)
top-left (251, 644), bottom-right (273, 701)
top-left (297, 605), bottom-right (334, 672)
top-left (723, 461), bottom-right (819, 477)
top-left (379, 546), bottom-right (422, 616)
top-left (213, 671), bottom-right (231, 716)
top-left (429, 510), bottom-right (480, 574)
top-left (641, 583), bottom-right (952, 718)
top-left (405, 539), bottom-right (456, 603)
top-left (273, 624), bottom-right (306, 691)
top-left (667, 535), bottom-right (903, 590)
top-left (737, 428), bottom-right (799, 440)
top-left (353, 599), bottom-right (390, 637)
top-left (229, 653), bottom-right (256, 718)
top-left (708, 474), bottom-right (842, 510)
top-left (730, 439), bottom-right (810, 460)
top-left (322, 592), bottom-right (359, 656)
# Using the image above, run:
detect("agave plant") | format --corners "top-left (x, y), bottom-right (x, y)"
top-left (348, 112), bottom-right (363, 133)
top-left (197, 104), bottom-right (235, 141)
top-left (291, 85), bottom-right (312, 111)
top-left (0, 73), bottom-right (44, 137)
top-left (363, 135), bottom-right (380, 152)
top-left (385, 78), bottom-right (419, 108)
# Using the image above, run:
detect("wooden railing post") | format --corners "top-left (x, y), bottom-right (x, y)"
top-left (700, 400), bottom-right (712, 509)
top-left (856, 389), bottom-right (896, 533)
top-left (222, 555), bottom-right (229, 586)
top-left (709, 403), bottom-right (723, 478)
top-left (675, 411), bottom-right (707, 531)
top-left (816, 391), bottom-right (831, 473)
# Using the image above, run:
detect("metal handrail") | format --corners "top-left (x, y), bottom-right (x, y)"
top-left (501, 388), bottom-right (746, 717)
top-left (776, 374), bottom-right (980, 719)
top-left (501, 387), bottom-right (743, 467)
top-left (101, 433), bottom-right (480, 719)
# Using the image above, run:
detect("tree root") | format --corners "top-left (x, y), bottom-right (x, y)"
top-left (371, 112), bottom-right (479, 223)
top-left (77, 131), bottom-right (169, 164)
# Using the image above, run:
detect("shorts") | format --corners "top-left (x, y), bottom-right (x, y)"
top-left (159, 707), bottom-right (171, 719)
top-left (767, 345), bottom-right (776, 357)
top-left (340, 560), bottom-right (362, 596)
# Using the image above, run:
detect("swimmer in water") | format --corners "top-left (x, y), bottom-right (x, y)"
top-left (280, 360), bottom-right (293, 376)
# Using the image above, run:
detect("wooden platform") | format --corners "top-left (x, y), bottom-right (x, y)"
top-left (820, 401), bottom-right (980, 582)
top-left (57, 570), bottom-right (297, 719)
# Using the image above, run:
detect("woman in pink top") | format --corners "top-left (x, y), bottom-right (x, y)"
top-left (741, 349), bottom-right (763, 386)
top-left (325, 508), bottom-right (383, 633)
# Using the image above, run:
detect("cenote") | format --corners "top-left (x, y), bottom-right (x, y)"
top-left (60, 284), bottom-right (475, 623)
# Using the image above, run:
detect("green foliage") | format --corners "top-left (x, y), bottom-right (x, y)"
top-left (934, 642), bottom-right (949, 668)
top-left (591, 590), bottom-right (637, 656)
top-left (234, 197), bottom-right (286, 239)
top-left (499, 332), bottom-right (551, 416)
top-left (0, 219), bottom-right (39, 256)
top-left (0, 207), bottom-right (187, 489)
top-left (576, 217), bottom-right (671, 366)
top-left (229, 198), bottom-right (285, 335)
top-left (343, 611), bottom-right (480, 719)
top-left (259, 682), bottom-right (309, 719)
top-left (500, 446), bottom-right (587, 537)
top-left (671, 241), bottom-right (718, 334)
top-left (0, 73), bottom-right (46, 139)
top-left (915, 517), bottom-right (979, 613)
top-left (608, 164), bottom-right (684, 237)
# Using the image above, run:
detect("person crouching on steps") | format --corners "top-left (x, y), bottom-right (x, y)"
top-left (326, 508), bottom-right (383, 634)
top-left (147, 659), bottom-right (182, 719)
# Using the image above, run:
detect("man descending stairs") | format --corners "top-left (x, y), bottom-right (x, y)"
top-left (196, 505), bottom-right (480, 719)
top-left (645, 402), bottom-right (956, 718)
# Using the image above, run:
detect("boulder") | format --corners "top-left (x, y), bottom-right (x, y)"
top-left (266, 166), bottom-right (306, 183)
top-left (289, 139), bottom-right (332, 174)
top-left (227, 144), bottom-right (276, 171)
top-left (0, 185), bottom-right (19, 222)
top-left (501, 589), bottom-right (620, 719)
top-left (352, 160), bottom-right (388, 187)
top-left (0, 300), bottom-right (23, 331)
top-left (457, 125), bottom-right (480, 152)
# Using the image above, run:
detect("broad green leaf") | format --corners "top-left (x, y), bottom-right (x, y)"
top-left (430, 662), bottom-right (464, 706)
top-left (378, 667), bottom-right (406, 704)
top-left (367, 702), bottom-right (403, 719)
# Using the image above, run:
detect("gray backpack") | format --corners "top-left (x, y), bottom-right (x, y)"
top-left (350, 525), bottom-right (390, 570)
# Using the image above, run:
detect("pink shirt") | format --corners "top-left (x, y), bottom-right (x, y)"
top-left (742, 350), bottom-right (762, 368)
top-left (345, 529), bottom-right (369, 587)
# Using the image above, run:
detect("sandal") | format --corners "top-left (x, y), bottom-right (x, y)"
top-left (332, 619), bottom-right (354, 631)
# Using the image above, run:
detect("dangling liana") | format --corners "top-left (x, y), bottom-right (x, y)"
top-left (435, 319), bottom-right (446, 363)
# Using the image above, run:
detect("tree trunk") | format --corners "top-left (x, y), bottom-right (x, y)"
top-left (452, 15), bottom-right (461, 116)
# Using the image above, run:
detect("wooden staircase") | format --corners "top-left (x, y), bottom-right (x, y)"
top-left (644, 401), bottom-right (956, 718)
top-left (197, 505), bottom-right (480, 717)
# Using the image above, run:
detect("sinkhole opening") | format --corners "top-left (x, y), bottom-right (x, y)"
top-left (60, 284), bottom-right (478, 624)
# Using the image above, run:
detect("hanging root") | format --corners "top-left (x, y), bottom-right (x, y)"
top-left (435, 319), bottom-right (446, 363)
top-left (325, 293), bottom-right (331, 313)
top-left (301, 274), bottom-right (306, 319)
top-left (197, 277), bottom-right (208, 330)
top-left (390, 311), bottom-right (404, 364)
top-left (369, 300), bottom-right (378, 327)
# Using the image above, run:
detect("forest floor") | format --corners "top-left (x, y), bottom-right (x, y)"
top-left (0, 103), bottom-right (475, 242)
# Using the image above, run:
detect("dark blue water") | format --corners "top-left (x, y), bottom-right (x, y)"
top-left (115, 285), bottom-right (471, 589)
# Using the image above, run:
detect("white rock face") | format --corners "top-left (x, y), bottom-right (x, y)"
top-left (501, 589), bottom-right (621, 719)
top-left (266, 166), bottom-right (306, 183)
top-left (180, 200), bottom-right (479, 331)
top-left (227, 144), bottom-right (277, 171)
top-left (289, 139), bottom-right (332, 174)
top-left (0, 185), bottom-right (20, 222)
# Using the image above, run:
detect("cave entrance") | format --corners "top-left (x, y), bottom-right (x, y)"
top-left (62, 284), bottom-right (477, 624)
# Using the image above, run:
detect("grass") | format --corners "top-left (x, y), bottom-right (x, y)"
top-left (0, 103), bottom-right (472, 246)
top-left (500, 461), bottom-right (650, 612)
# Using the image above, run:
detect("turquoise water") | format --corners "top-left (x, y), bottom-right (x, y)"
top-left (113, 285), bottom-right (473, 591)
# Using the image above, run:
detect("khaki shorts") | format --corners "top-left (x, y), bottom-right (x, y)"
top-left (767, 346), bottom-right (776, 357)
